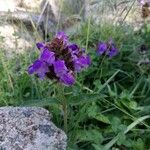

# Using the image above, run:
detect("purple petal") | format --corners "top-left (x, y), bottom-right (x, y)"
top-left (28, 60), bottom-right (49, 79)
top-left (97, 42), bottom-right (107, 55)
top-left (74, 60), bottom-right (82, 72)
top-left (107, 46), bottom-right (118, 58)
top-left (74, 55), bottom-right (91, 72)
top-left (68, 44), bottom-right (80, 56)
top-left (79, 55), bottom-right (91, 66)
top-left (56, 31), bottom-right (68, 43)
top-left (86, 55), bottom-right (91, 65)
top-left (36, 42), bottom-right (45, 50)
top-left (40, 48), bottom-right (55, 65)
top-left (68, 44), bottom-right (79, 51)
top-left (53, 60), bottom-right (68, 77)
top-left (60, 72), bottom-right (75, 86)
top-left (28, 60), bottom-right (42, 74)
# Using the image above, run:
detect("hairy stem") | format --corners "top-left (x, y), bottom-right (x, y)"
top-left (57, 84), bottom-right (68, 133)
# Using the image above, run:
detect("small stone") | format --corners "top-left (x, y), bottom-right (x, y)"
top-left (0, 107), bottom-right (67, 150)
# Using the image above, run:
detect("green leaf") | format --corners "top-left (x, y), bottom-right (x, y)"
top-left (133, 138), bottom-right (145, 150)
top-left (87, 103), bottom-right (99, 117)
top-left (87, 103), bottom-right (110, 124)
top-left (140, 105), bottom-right (150, 114)
top-left (117, 132), bottom-right (126, 146)
top-left (129, 101), bottom-right (137, 110)
top-left (77, 129), bottom-right (103, 144)
top-left (111, 117), bottom-right (121, 133)
top-left (92, 144), bottom-right (104, 150)
top-left (68, 94), bottom-right (106, 105)
top-left (20, 98), bottom-right (59, 106)
top-left (92, 114), bottom-right (110, 124)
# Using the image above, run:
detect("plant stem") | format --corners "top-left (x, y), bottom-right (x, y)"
top-left (57, 84), bottom-right (68, 133)
top-left (63, 97), bottom-right (68, 133)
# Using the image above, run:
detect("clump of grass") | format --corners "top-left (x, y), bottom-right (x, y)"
top-left (0, 20), bottom-right (150, 150)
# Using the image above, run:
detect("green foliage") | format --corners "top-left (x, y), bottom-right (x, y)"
top-left (0, 22), bottom-right (150, 150)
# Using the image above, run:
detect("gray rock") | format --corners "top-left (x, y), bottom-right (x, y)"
top-left (84, 0), bottom-right (150, 30)
top-left (0, 107), bottom-right (67, 150)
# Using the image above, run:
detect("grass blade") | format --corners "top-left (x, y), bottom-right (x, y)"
top-left (104, 115), bottom-right (150, 150)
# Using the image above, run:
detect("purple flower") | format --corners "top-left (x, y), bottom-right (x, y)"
top-left (96, 39), bottom-right (118, 58)
top-left (40, 48), bottom-right (55, 65)
top-left (107, 39), bottom-right (118, 57)
top-left (36, 42), bottom-right (45, 50)
top-left (60, 72), bottom-right (75, 86)
top-left (74, 55), bottom-right (91, 72)
top-left (107, 46), bottom-right (118, 58)
top-left (97, 42), bottom-right (107, 55)
top-left (28, 31), bottom-right (91, 86)
top-left (56, 32), bottom-right (68, 43)
top-left (28, 60), bottom-right (49, 79)
top-left (53, 60), bottom-right (68, 77)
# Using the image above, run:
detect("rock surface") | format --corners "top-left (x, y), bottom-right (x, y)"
top-left (0, 107), bottom-right (67, 150)
top-left (0, 23), bottom-right (34, 56)
top-left (84, 0), bottom-right (144, 26)
top-left (0, 0), bottom-right (40, 12)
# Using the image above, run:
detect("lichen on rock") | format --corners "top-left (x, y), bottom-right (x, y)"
top-left (0, 107), bottom-right (67, 150)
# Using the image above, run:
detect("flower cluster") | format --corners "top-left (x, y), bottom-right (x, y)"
top-left (96, 39), bottom-right (118, 58)
top-left (28, 32), bottom-right (91, 86)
